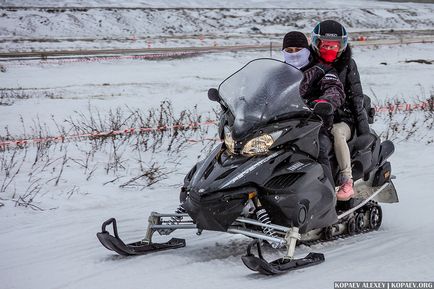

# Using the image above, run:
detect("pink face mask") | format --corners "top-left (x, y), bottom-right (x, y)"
top-left (318, 40), bottom-right (340, 63)
top-left (319, 48), bottom-right (338, 63)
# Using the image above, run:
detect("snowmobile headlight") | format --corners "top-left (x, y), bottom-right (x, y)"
top-left (241, 134), bottom-right (274, 156)
top-left (224, 127), bottom-right (235, 154)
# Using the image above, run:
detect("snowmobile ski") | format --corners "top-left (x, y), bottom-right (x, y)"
top-left (241, 240), bottom-right (325, 275)
top-left (96, 218), bottom-right (185, 256)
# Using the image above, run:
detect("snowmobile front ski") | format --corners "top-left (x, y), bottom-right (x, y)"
top-left (241, 240), bottom-right (325, 275)
top-left (96, 218), bottom-right (186, 256)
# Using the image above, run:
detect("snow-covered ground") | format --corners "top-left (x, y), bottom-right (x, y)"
top-left (2, 141), bottom-right (434, 289)
top-left (1, 2), bottom-right (433, 51)
top-left (1, 1), bottom-right (434, 289)
top-left (2, 0), bottom-right (434, 8)
top-left (1, 43), bottom-right (433, 134)
top-left (1, 43), bottom-right (433, 289)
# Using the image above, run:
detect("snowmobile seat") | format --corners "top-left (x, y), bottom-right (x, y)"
top-left (350, 133), bottom-right (376, 152)
top-left (340, 133), bottom-right (377, 181)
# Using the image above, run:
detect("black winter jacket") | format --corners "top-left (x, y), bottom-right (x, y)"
top-left (311, 44), bottom-right (370, 135)
top-left (299, 64), bottom-right (345, 111)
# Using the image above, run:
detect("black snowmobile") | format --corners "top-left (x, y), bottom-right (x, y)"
top-left (97, 58), bottom-right (398, 275)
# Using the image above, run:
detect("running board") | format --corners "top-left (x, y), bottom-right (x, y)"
top-left (339, 181), bottom-right (392, 219)
top-left (355, 179), bottom-right (398, 204)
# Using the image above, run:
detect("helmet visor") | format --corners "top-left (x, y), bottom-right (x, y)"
top-left (311, 27), bottom-right (348, 54)
top-left (319, 40), bottom-right (341, 51)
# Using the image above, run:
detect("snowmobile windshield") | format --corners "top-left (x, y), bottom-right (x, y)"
top-left (218, 58), bottom-right (309, 139)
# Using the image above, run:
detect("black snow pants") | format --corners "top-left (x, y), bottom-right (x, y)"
top-left (318, 128), bottom-right (335, 188)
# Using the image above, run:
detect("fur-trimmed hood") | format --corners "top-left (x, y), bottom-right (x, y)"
top-left (334, 44), bottom-right (352, 72)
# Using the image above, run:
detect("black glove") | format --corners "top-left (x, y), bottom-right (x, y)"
top-left (313, 101), bottom-right (334, 131)
top-left (314, 63), bottom-right (336, 75)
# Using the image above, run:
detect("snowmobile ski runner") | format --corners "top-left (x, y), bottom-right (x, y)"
top-left (97, 218), bottom-right (186, 256)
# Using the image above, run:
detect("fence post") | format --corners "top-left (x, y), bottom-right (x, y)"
top-left (270, 41), bottom-right (272, 58)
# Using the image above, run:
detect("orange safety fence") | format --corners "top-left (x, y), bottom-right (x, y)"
top-left (1, 101), bottom-right (433, 149)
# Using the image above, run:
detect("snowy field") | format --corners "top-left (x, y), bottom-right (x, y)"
top-left (1, 1), bottom-right (433, 51)
top-left (1, 43), bottom-right (433, 133)
top-left (1, 1), bottom-right (434, 289)
top-left (2, 0), bottom-right (434, 8)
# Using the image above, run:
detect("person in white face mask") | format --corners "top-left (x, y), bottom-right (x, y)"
top-left (281, 31), bottom-right (311, 70)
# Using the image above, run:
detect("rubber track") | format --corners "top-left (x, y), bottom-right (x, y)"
top-left (299, 201), bottom-right (381, 247)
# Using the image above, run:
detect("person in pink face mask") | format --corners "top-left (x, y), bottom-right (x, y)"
top-left (310, 20), bottom-right (371, 201)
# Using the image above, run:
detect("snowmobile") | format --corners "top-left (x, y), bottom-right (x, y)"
top-left (97, 58), bottom-right (398, 275)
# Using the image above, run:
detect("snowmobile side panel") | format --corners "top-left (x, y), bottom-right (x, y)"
top-left (259, 160), bottom-right (338, 233)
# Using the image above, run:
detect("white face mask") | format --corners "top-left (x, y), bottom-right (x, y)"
top-left (282, 48), bottom-right (311, 69)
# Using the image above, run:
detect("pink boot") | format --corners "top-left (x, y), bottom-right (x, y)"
top-left (336, 179), bottom-right (354, 201)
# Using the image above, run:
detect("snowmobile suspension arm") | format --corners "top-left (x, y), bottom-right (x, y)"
top-left (151, 224), bottom-right (197, 229)
top-left (145, 212), bottom-right (196, 242)
top-left (227, 228), bottom-right (287, 247)
top-left (235, 217), bottom-right (290, 232)
top-left (143, 212), bottom-right (294, 248)
top-left (150, 213), bottom-right (190, 218)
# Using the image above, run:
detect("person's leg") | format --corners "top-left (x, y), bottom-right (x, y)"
top-left (331, 122), bottom-right (354, 200)
top-left (331, 122), bottom-right (352, 181)
top-left (318, 129), bottom-right (334, 187)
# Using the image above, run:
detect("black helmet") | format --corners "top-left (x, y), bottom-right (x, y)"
top-left (311, 20), bottom-right (348, 57)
